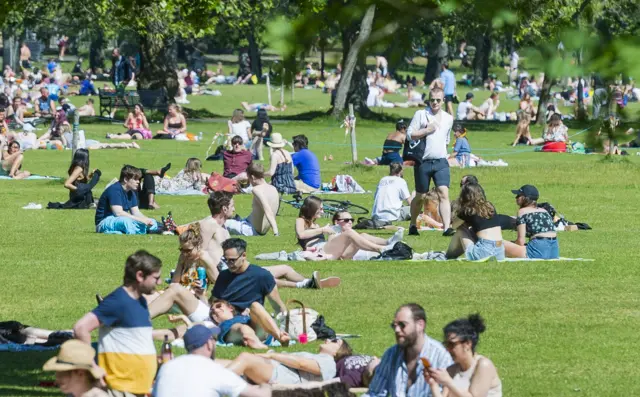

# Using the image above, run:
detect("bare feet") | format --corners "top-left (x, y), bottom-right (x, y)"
top-left (131, 142), bottom-right (140, 149)
top-left (150, 202), bottom-right (161, 210)
top-left (244, 337), bottom-right (269, 350)
top-left (277, 331), bottom-right (291, 347)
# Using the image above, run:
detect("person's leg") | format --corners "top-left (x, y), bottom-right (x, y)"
top-left (503, 240), bottom-right (526, 258)
top-left (232, 172), bottom-right (247, 182)
top-left (147, 283), bottom-right (200, 319)
top-left (433, 160), bottom-right (451, 231)
top-left (256, 139), bottom-right (264, 161)
top-left (248, 302), bottom-right (290, 345)
top-left (107, 133), bottom-right (133, 140)
top-left (226, 352), bottom-right (274, 384)
top-left (359, 233), bottom-right (389, 246)
top-left (235, 324), bottom-right (269, 349)
top-left (7, 153), bottom-right (24, 177)
top-left (323, 229), bottom-right (386, 259)
top-left (530, 137), bottom-right (545, 145)
top-left (445, 227), bottom-right (476, 259)
top-left (266, 265), bottom-right (305, 288)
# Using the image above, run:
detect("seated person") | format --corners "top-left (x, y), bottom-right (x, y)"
top-left (445, 183), bottom-right (505, 261)
top-left (291, 134), bottom-right (321, 193)
top-left (228, 109), bottom-right (251, 146)
top-left (503, 185), bottom-right (559, 259)
top-left (94, 165), bottom-right (160, 234)
top-left (363, 120), bottom-right (406, 165)
top-left (416, 188), bottom-right (444, 229)
top-left (6, 96), bottom-right (26, 128)
top-left (512, 111), bottom-right (533, 146)
top-left (79, 77), bottom-right (96, 96)
top-left (42, 340), bottom-right (108, 397)
top-left (337, 355), bottom-right (380, 389)
top-left (47, 148), bottom-right (101, 209)
top-left (223, 135), bottom-right (253, 182)
top-left (265, 133), bottom-right (296, 195)
top-left (1, 140), bottom-right (31, 179)
top-left (478, 93), bottom-right (499, 120)
top-left (107, 104), bottom-right (152, 140)
top-left (226, 339), bottom-right (351, 385)
top-left (371, 163), bottom-right (412, 222)
top-left (38, 109), bottom-right (70, 147)
top-left (154, 104), bottom-right (187, 139)
top-left (148, 238), bottom-right (291, 345)
top-left (456, 93), bottom-right (483, 120)
top-left (296, 196), bottom-right (398, 260)
top-left (76, 99), bottom-right (96, 117)
top-left (530, 114), bottom-right (568, 146)
top-left (153, 158), bottom-right (207, 195)
top-left (135, 162), bottom-right (172, 209)
top-left (447, 123), bottom-right (471, 167)
top-left (35, 87), bottom-right (56, 117)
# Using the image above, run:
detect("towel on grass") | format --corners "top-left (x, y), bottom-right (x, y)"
top-left (0, 175), bottom-right (61, 180)
top-left (156, 189), bottom-right (206, 196)
top-left (171, 338), bottom-right (294, 349)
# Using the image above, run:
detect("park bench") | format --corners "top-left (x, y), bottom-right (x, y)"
top-left (98, 87), bottom-right (168, 119)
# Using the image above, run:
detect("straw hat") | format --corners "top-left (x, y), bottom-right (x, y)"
top-left (43, 340), bottom-right (105, 379)
top-left (267, 133), bottom-right (286, 148)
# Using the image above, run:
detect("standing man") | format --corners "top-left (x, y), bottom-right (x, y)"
top-left (406, 88), bottom-right (454, 236)
top-left (153, 325), bottom-right (271, 397)
top-left (509, 50), bottom-right (519, 85)
top-left (440, 63), bottom-right (456, 116)
top-left (364, 303), bottom-right (453, 397)
top-left (111, 48), bottom-right (132, 87)
top-left (225, 163), bottom-right (280, 237)
top-left (19, 42), bottom-right (32, 71)
top-left (73, 251), bottom-right (163, 397)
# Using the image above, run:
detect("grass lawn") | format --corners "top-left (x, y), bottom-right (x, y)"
top-left (2, 82), bottom-right (640, 396)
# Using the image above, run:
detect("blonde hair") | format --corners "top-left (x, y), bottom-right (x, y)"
top-left (179, 222), bottom-right (203, 250)
top-left (184, 158), bottom-right (202, 175)
top-left (231, 109), bottom-right (245, 123)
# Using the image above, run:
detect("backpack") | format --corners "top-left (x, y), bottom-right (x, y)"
top-left (371, 242), bottom-right (413, 261)
top-left (403, 137), bottom-right (425, 163)
top-left (353, 217), bottom-right (391, 230)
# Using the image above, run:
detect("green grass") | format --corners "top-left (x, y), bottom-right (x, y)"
top-left (2, 81), bottom-right (640, 396)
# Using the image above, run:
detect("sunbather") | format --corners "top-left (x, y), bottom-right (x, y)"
top-left (106, 104), bottom-right (152, 140)
top-left (1, 141), bottom-right (31, 179)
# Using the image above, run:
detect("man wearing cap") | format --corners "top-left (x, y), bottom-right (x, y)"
top-left (456, 93), bottom-right (483, 120)
top-left (225, 162), bottom-right (280, 237)
top-left (153, 325), bottom-right (271, 397)
top-left (406, 87), bottom-right (455, 237)
top-left (73, 250), bottom-right (163, 397)
top-left (43, 340), bottom-right (108, 397)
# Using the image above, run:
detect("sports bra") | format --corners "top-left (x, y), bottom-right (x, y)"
top-left (459, 212), bottom-right (502, 233)
top-left (298, 228), bottom-right (326, 249)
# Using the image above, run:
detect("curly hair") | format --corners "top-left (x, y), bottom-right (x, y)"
top-left (456, 183), bottom-right (495, 219)
top-left (179, 222), bottom-right (203, 251)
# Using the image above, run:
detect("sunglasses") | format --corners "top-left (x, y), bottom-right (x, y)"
top-left (224, 255), bottom-right (242, 265)
top-left (429, 98), bottom-right (443, 103)
top-left (443, 339), bottom-right (464, 349)
top-left (337, 218), bottom-right (354, 223)
top-left (390, 321), bottom-right (409, 330)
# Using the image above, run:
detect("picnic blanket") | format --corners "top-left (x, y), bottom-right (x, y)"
top-left (0, 175), bottom-right (60, 180)
top-left (156, 189), bottom-right (206, 196)
top-left (171, 338), bottom-right (294, 349)
top-left (0, 342), bottom-right (60, 352)
top-left (410, 252), bottom-right (594, 262)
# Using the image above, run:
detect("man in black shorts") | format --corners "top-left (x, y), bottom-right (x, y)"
top-left (406, 88), bottom-right (454, 237)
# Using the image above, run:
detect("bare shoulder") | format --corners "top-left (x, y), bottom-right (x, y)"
top-left (476, 356), bottom-right (496, 371)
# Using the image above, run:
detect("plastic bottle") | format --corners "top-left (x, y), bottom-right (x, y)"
top-left (197, 267), bottom-right (207, 290)
top-left (198, 132), bottom-right (203, 141)
top-left (161, 335), bottom-right (173, 363)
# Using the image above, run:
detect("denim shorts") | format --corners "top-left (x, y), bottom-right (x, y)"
top-left (465, 238), bottom-right (505, 261)
top-left (526, 238), bottom-right (559, 259)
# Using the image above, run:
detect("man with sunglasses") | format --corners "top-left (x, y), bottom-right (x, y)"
top-left (406, 87), bottom-right (454, 237)
top-left (364, 303), bottom-right (452, 397)
top-left (223, 135), bottom-right (252, 182)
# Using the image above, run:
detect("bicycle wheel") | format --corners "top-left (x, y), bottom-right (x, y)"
top-left (321, 199), bottom-right (369, 215)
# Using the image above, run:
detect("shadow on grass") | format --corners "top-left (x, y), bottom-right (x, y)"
top-left (0, 351), bottom-right (59, 396)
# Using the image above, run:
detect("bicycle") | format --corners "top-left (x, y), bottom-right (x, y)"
top-left (279, 192), bottom-right (369, 218)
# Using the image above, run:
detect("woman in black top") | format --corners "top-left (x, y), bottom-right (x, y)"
top-left (249, 108), bottom-right (272, 161)
top-left (364, 120), bottom-right (407, 165)
top-left (47, 149), bottom-right (101, 209)
top-left (504, 185), bottom-right (559, 259)
top-left (445, 183), bottom-right (505, 260)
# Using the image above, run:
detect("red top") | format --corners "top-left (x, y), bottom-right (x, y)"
top-left (223, 150), bottom-right (252, 178)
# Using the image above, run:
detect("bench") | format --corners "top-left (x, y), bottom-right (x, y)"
top-left (98, 88), bottom-right (168, 119)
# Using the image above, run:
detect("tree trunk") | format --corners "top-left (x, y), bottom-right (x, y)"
top-left (2, 29), bottom-right (19, 71)
top-left (332, 5), bottom-right (376, 118)
top-left (536, 72), bottom-right (554, 126)
top-left (472, 29), bottom-right (491, 85)
top-left (576, 76), bottom-right (587, 120)
top-left (424, 29), bottom-right (444, 84)
top-left (89, 28), bottom-right (106, 72)
top-left (320, 39), bottom-right (325, 78)
top-left (138, 31), bottom-right (179, 100)
top-left (247, 28), bottom-right (262, 79)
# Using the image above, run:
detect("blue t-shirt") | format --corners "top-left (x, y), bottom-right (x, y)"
top-left (47, 61), bottom-right (57, 74)
top-left (440, 69), bottom-right (456, 96)
top-left (95, 183), bottom-right (138, 225)
top-left (453, 137), bottom-right (471, 163)
top-left (212, 264), bottom-right (276, 311)
top-left (292, 149), bottom-right (321, 189)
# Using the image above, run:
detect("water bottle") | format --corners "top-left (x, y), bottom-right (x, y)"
top-left (197, 267), bottom-right (207, 290)
top-left (161, 335), bottom-right (173, 363)
top-left (198, 132), bottom-right (203, 141)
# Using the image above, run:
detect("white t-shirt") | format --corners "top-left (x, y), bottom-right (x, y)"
top-left (406, 108), bottom-right (453, 160)
top-left (230, 120), bottom-right (251, 144)
top-left (152, 355), bottom-right (247, 397)
top-left (510, 52), bottom-right (519, 70)
top-left (457, 101), bottom-right (471, 120)
top-left (367, 86), bottom-right (381, 107)
top-left (372, 176), bottom-right (411, 222)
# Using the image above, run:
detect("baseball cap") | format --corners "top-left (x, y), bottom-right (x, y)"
top-left (183, 324), bottom-right (220, 352)
top-left (465, 92), bottom-right (474, 100)
top-left (511, 185), bottom-right (539, 200)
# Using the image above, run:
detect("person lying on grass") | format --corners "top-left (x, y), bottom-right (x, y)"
top-left (503, 185), bottom-right (559, 260)
top-left (295, 196), bottom-right (401, 260)
top-left (94, 165), bottom-right (160, 234)
top-left (444, 183), bottom-right (505, 261)
top-left (226, 338), bottom-right (351, 385)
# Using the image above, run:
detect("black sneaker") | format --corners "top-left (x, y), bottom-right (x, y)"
top-left (408, 225), bottom-right (420, 236)
top-left (442, 228), bottom-right (455, 237)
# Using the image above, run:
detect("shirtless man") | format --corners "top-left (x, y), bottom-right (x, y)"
top-left (7, 97), bottom-right (25, 128)
top-left (20, 42), bottom-right (31, 71)
top-left (225, 163), bottom-right (279, 237)
top-left (76, 99), bottom-right (96, 117)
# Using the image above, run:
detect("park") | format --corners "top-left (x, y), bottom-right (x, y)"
top-left (1, 1), bottom-right (640, 396)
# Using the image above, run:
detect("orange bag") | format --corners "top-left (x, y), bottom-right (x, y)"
top-left (207, 172), bottom-right (238, 193)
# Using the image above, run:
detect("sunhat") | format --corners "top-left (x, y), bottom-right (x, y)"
top-left (266, 133), bottom-right (287, 148)
top-left (43, 340), bottom-right (105, 379)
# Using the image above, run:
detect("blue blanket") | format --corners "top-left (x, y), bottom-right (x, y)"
top-left (0, 175), bottom-right (61, 180)
top-left (0, 342), bottom-right (60, 352)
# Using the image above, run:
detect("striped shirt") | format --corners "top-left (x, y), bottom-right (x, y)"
top-left (92, 287), bottom-right (157, 394)
top-left (364, 335), bottom-right (453, 397)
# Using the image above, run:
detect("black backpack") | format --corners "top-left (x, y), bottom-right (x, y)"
top-left (371, 242), bottom-right (413, 261)
top-left (403, 137), bottom-right (425, 163)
